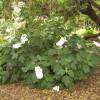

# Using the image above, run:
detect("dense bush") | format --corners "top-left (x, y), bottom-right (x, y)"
top-left (0, 15), bottom-right (99, 90)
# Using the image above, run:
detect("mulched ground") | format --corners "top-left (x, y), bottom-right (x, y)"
top-left (0, 67), bottom-right (100, 100)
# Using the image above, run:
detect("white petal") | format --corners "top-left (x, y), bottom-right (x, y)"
top-left (21, 34), bottom-right (28, 44)
top-left (35, 66), bottom-right (43, 79)
top-left (53, 86), bottom-right (60, 92)
top-left (56, 37), bottom-right (67, 47)
top-left (18, 2), bottom-right (25, 7)
top-left (93, 41), bottom-right (100, 47)
top-left (12, 43), bottom-right (21, 49)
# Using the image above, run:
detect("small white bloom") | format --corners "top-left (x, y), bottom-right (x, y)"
top-left (4, 34), bottom-right (15, 42)
top-left (6, 27), bottom-right (13, 33)
top-left (18, 1), bottom-right (25, 7)
top-left (93, 41), bottom-right (100, 47)
top-left (53, 86), bottom-right (60, 92)
top-left (14, 17), bottom-right (23, 22)
top-left (35, 66), bottom-right (43, 79)
top-left (56, 60), bottom-right (58, 63)
top-left (21, 34), bottom-right (28, 44)
top-left (13, 6), bottom-right (21, 16)
top-left (56, 37), bottom-right (67, 47)
top-left (12, 43), bottom-right (21, 49)
top-left (77, 43), bottom-right (82, 49)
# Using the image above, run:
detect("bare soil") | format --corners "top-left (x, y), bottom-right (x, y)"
top-left (0, 67), bottom-right (100, 100)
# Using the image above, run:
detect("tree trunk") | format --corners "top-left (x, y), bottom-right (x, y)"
top-left (80, 5), bottom-right (100, 25)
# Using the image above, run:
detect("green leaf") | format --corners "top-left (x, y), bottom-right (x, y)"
top-left (62, 75), bottom-right (73, 89)
top-left (41, 61), bottom-right (50, 66)
top-left (12, 52), bottom-right (18, 59)
top-left (21, 61), bottom-right (35, 72)
top-left (83, 66), bottom-right (90, 74)
top-left (58, 0), bottom-right (65, 4)
top-left (65, 67), bottom-right (68, 73)
top-left (76, 53), bottom-right (81, 61)
top-left (68, 70), bottom-right (74, 78)
top-left (65, 58), bottom-right (72, 63)
top-left (70, 62), bottom-right (77, 70)
top-left (36, 55), bottom-right (41, 61)
top-left (60, 58), bottom-right (67, 65)
top-left (88, 61), bottom-right (95, 68)
top-left (1, 71), bottom-right (9, 83)
top-left (53, 65), bottom-right (65, 76)
top-left (18, 56), bottom-right (25, 63)
top-left (48, 49), bottom-right (57, 56)
top-left (24, 73), bottom-right (38, 86)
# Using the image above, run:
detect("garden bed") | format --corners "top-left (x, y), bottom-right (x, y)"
top-left (0, 66), bottom-right (100, 100)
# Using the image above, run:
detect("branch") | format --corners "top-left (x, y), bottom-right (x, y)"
top-left (91, 0), bottom-right (100, 11)
top-left (83, 33), bottom-right (100, 42)
top-left (80, 5), bottom-right (100, 25)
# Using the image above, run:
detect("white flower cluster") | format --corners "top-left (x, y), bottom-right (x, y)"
top-left (12, 1), bottom-right (25, 16)
top-left (35, 66), bottom-right (43, 79)
top-left (11, 1), bottom-right (26, 30)
top-left (56, 37), bottom-right (67, 47)
top-left (21, 34), bottom-right (28, 44)
top-left (5, 1), bottom-right (26, 43)
top-left (4, 34), bottom-right (15, 43)
top-left (12, 34), bottom-right (28, 49)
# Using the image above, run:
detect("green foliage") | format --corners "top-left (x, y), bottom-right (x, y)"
top-left (83, 28), bottom-right (97, 36)
top-left (76, 28), bottom-right (97, 37)
top-left (0, 0), bottom-right (100, 90)
top-left (0, 15), bottom-right (99, 90)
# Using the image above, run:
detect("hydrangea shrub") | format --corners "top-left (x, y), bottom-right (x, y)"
top-left (0, 1), bottom-right (100, 90)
